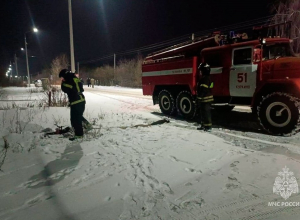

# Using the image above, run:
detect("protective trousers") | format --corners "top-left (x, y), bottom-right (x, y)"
top-left (199, 102), bottom-right (212, 128)
top-left (70, 102), bottom-right (85, 136)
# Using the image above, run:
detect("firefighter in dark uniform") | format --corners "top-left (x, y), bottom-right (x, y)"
top-left (59, 69), bottom-right (91, 141)
top-left (197, 63), bottom-right (214, 131)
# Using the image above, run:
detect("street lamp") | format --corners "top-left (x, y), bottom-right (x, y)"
top-left (24, 27), bottom-right (38, 87)
top-left (68, 0), bottom-right (75, 73)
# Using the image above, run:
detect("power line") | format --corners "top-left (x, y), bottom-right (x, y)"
top-left (80, 54), bottom-right (114, 64)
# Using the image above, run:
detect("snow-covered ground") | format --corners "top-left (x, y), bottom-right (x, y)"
top-left (0, 86), bottom-right (300, 220)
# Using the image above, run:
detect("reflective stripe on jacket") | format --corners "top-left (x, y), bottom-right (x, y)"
top-left (196, 75), bottom-right (214, 103)
top-left (197, 95), bottom-right (214, 102)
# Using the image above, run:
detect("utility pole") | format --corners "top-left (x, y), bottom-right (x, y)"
top-left (114, 53), bottom-right (116, 74)
top-left (24, 28), bottom-right (38, 87)
top-left (9, 61), bottom-right (12, 82)
top-left (24, 34), bottom-right (30, 86)
top-left (14, 53), bottom-right (19, 77)
top-left (68, 0), bottom-right (76, 73)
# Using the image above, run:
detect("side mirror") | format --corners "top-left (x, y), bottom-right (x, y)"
top-left (253, 48), bottom-right (262, 62)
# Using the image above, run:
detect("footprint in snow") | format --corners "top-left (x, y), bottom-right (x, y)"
top-left (225, 183), bottom-right (239, 190)
top-left (228, 175), bottom-right (238, 182)
top-left (180, 198), bottom-right (205, 208)
top-left (162, 182), bottom-right (174, 194)
top-left (25, 192), bottom-right (53, 207)
top-left (104, 196), bottom-right (111, 202)
top-left (169, 155), bottom-right (191, 165)
top-left (230, 161), bottom-right (240, 167)
top-left (225, 175), bottom-right (240, 190)
top-left (184, 182), bottom-right (193, 186)
top-left (185, 168), bottom-right (202, 173)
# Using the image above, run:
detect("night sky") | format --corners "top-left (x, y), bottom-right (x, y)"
top-left (0, 0), bottom-right (275, 76)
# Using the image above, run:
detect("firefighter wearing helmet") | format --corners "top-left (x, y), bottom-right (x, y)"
top-left (196, 62), bottom-right (214, 131)
top-left (59, 69), bottom-right (92, 141)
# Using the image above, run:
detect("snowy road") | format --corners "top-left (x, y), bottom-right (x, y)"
top-left (85, 86), bottom-right (300, 152)
top-left (84, 86), bottom-right (151, 100)
top-left (0, 86), bottom-right (300, 220)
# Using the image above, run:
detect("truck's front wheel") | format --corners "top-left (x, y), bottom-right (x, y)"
top-left (258, 92), bottom-right (299, 135)
top-left (176, 91), bottom-right (196, 119)
top-left (158, 90), bottom-right (176, 115)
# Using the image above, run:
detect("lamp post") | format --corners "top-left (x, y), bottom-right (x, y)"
top-left (14, 53), bottom-right (19, 77)
top-left (68, 0), bottom-right (76, 73)
top-left (8, 63), bottom-right (12, 78)
top-left (24, 27), bottom-right (38, 87)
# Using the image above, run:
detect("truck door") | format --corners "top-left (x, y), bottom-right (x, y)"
top-left (229, 47), bottom-right (257, 97)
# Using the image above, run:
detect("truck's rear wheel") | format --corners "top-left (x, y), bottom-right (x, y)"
top-left (176, 91), bottom-right (196, 119)
top-left (158, 90), bottom-right (176, 115)
top-left (257, 92), bottom-right (300, 135)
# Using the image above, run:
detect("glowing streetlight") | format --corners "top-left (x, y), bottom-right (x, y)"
top-left (21, 48), bottom-right (24, 51)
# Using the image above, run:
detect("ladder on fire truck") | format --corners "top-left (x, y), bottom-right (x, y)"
top-left (144, 20), bottom-right (292, 62)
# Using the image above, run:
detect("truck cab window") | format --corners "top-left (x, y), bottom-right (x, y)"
top-left (233, 48), bottom-right (252, 65)
top-left (204, 53), bottom-right (222, 67)
top-left (262, 43), bottom-right (293, 60)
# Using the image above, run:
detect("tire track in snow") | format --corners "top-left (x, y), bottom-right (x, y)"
top-left (84, 87), bottom-right (151, 100)
top-left (163, 117), bottom-right (300, 160)
top-left (187, 193), bottom-right (300, 220)
top-left (215, 130), bottom-right (300, 153)
top-left (89, 92), bottom-right (157, 112)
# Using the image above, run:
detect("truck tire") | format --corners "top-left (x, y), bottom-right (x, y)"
top-left (257, 92), bottom-right (300, 135)
top-left (158, 90), bottom-right (176, 115)
top-left (176, 91), bottom-right (196, 119)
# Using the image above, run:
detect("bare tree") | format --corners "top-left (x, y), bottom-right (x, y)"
top-left (91, 65), bottom-right (114, 86)
top-left (78, 55), bottom-right (143, 88)
top-left (116, 57), bottom-right (143, 88)
top-left (271, 0), bottom-right (300, 53)
top-left (50, 54), bottom-right (70, 84)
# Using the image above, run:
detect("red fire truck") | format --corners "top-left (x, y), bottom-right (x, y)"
top-left (142, 24), bottom-right (300, 135)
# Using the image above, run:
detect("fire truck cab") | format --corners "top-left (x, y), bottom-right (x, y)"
top-left (142, 30), bottom-right (300, 135)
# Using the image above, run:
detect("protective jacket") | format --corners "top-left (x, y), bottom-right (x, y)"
top-left (197, 75), bottom-right (214, 102)
top-left (61, 73), bottom-right (85, 105)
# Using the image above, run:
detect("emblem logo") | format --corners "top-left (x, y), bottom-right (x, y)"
top-left (273, 166), bottom-right (298, 200)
